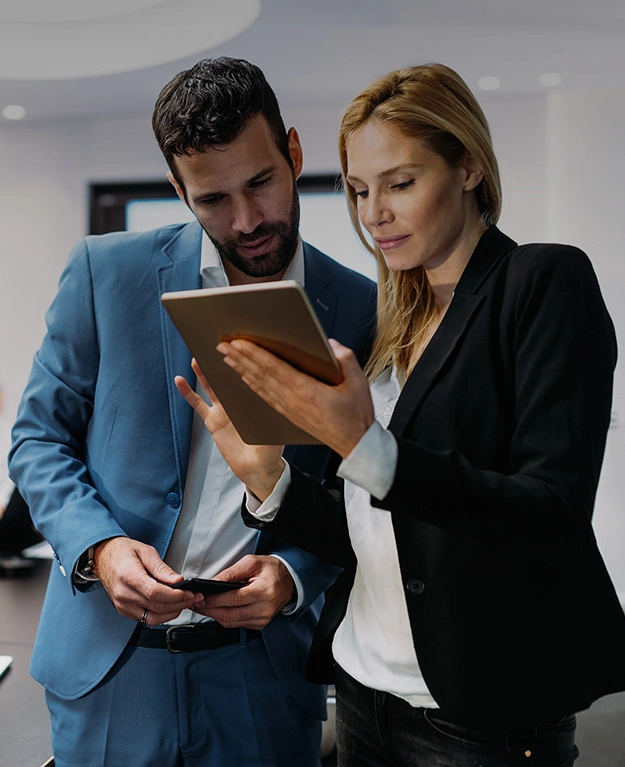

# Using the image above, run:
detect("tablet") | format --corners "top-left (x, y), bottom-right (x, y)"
top-left (161, 280), bottom-right (342, 445)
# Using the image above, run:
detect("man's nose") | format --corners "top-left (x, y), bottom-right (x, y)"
top-left (231, 195), bottom-right (263, 234)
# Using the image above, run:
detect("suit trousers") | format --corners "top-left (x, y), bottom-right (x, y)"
top-left (335, 665), bottom-right (579, 767)
top-left (46, 630), bottom-right (322, 767)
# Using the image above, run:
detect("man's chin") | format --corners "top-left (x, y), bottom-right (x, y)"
top-left (225, 249), bottom-right (293, 279)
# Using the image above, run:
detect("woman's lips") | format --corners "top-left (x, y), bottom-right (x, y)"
top-left (374, 235), bottom-right (410, 251)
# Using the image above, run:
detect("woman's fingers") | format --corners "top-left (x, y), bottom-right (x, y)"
top-left (219, 339), bottom-right (317, 415)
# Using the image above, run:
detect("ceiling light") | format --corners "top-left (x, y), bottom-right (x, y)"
top-left (0, 0), bottom-right (260, 80)
top-left (2, 104), bottom-right (26, 119)
top-left (478, 76), bottom-right (501, 91)
top-left (539, 73), bottom-right (563, 87)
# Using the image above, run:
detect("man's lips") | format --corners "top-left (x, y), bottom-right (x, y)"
top-left (374, 234), bottom-right (410, 251)
top-left (237, 234), bottom-right (274, 257)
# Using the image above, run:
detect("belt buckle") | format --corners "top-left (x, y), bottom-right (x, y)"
top-left (165, 624), bottom-right (197, 653)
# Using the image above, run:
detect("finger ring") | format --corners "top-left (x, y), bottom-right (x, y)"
top-left (140, 608), bottom-right (148, 624)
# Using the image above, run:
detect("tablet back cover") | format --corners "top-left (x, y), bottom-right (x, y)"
top-left (161, 281), bottom-right (341, 445)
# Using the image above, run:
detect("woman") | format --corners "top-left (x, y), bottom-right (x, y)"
top-left (176, 64), bottom-right (625, 766)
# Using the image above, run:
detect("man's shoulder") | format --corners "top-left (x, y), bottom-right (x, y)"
top-left (302, 241), bottom-right (375, 293)
top-left (81, 221), bottom-right (201, 262)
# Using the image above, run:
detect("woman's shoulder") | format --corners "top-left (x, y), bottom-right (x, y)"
top-left (507, 238), bottom-right (590, 269)
top-left (499, 236), bottom-right (597, 288)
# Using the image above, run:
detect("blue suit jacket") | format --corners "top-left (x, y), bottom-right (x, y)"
top-left (10, 221), bottom-right (376, 718)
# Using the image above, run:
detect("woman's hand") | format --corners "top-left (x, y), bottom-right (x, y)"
top-left (217, 338), bottom-right (375, 458)
top-left (175, 360), bottom-right (285, 501)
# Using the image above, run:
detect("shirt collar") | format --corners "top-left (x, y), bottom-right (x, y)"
top-left (200, 231), bottom-right (305, 288)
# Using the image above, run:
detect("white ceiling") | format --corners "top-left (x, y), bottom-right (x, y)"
top-left (1, 0), bottom-right (625, 123)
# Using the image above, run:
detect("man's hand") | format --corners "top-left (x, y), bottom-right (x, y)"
top-left (175, 359), bottom-right (285, 500)
top-left (190, 555), bottom-right (295, 630)
top-left (94, 537), bottom-right (199, 625)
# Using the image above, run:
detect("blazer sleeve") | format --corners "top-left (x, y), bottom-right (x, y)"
top-left (9, 241), bottom-right (127, 587)
top-left (243, 462), bottom-right (355, 569)
top-left (373, 245), bottom-right (616, 539)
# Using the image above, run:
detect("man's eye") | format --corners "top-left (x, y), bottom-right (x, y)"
top-left (200, 196), bottom-right (224, 206)
top-left (250, 177), bottom-right (271, 189)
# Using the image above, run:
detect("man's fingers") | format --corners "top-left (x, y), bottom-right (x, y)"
top-left (191, 358), bottom-right (220, 405)
top-left (174, 375), bottom-right (212, 421)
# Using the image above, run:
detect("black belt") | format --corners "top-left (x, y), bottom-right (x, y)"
top-left (130, 623), bottom-right (262, 653)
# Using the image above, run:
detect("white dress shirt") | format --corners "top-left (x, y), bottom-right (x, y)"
top-left (164, 232), bottom-right (306, 625)
top-left (249, 367), bottom-right (438, 708)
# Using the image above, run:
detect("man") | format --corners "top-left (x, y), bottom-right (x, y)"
top-left (9, 58), bottom-right (376, 767)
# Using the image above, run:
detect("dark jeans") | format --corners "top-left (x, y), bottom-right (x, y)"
top-left (335, 665), bottom-right (579, 767)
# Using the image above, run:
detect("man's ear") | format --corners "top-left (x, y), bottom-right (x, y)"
top-left (287, 127), bottom-right (304, 179)
top-left (167, 170), bottom-right (187, 203)
top-left (462, 153), bottom-right (484, 192)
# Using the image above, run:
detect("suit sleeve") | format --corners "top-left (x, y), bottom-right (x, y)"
top-left (9, 241), bottom-right (127, 589)
top-left (373, 246), bottom-right (616, 539)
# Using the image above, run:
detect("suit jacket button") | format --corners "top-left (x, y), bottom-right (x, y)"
top-left (406, 578), bottom-right (425, 595)
top-left (166, 492), bottom-right (181, 508)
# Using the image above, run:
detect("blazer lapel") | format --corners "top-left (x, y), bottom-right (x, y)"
top-left (284, 242), bottom-right (337, 464)
top-left (389, 227), bottom-right (517, 436)
top-left (302, 242), bottom-right (337, 337)
top-left (156, 222), bottom-right (203, 490)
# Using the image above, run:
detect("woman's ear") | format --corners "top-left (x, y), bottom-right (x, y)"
top-left (462, 154), bottom-right (484, 192)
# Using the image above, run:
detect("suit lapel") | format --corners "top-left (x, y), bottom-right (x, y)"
top-left (284, 242), bottom-right (337, 464)
top-left (156, 222), bottom-right (203, 490)
top-left (302, 242), bottom-right (337, 337)
top-left (389, 227), bottom-right (517, 436)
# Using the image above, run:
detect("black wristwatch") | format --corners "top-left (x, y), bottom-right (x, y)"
top-left (76, 544), bottom-right (100, 582)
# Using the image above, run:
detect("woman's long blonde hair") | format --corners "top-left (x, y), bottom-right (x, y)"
top-left (338, 63), bottom-right (502, 379)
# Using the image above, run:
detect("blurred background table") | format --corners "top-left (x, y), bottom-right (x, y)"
top-left (0, 560), bottom-right (53, 767)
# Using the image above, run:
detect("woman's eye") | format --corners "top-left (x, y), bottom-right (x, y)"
top-left (392, 179), bottom-right (415, 191)
top-left (354, 189), bottom-right (368, 199)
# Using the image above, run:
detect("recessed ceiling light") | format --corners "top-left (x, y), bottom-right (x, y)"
top-left (2, 104), bottom-right (26, 120)
top-left (0, 0), bottom-right (260, 80)
top-left (478, 76), bottom-right (501, 91)
top-left (539, 73), bottom-right (563, 87)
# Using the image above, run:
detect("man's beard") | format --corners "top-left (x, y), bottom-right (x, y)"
top-left (208, 185), bottom-right (300, 279)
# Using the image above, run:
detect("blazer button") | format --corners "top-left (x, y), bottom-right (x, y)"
top-left (406, 578), bottom-right (425, 595)
top-left (166, 492), bottom-right (181, 508)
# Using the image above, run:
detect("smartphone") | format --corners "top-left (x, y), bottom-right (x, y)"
top-left (170, 578), bottom-right (247, 595)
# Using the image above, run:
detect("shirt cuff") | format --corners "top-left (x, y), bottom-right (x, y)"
top-left (337, 420), bottom-right (398, 500)
top-left (268, 554), bottom-right (305, 615)
top-left (245, 459), bottom-right (291, 522)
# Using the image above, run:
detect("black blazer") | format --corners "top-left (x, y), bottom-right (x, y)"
top-left (245, 227), bottom-right (625, 729)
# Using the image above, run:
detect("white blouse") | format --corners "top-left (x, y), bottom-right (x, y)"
top-left (251, 367), bottom-right (437, 708)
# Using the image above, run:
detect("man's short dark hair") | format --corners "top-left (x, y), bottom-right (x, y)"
top-left (152, 57), bottom-right (291, 184)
